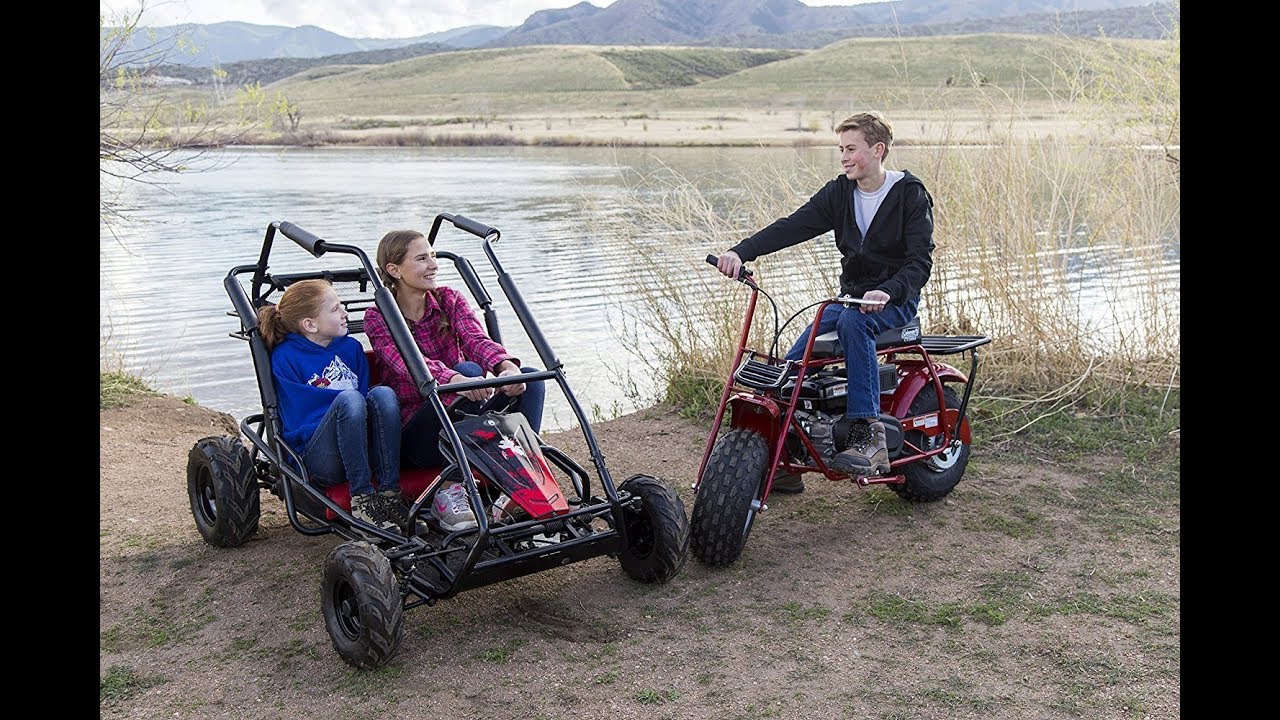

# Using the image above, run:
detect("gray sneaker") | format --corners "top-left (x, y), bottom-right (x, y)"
top-left (431, 482), bottom-right (479, 532)
top-left (350, 492), bottom-right (397, 531)
top-left (770, 471), bottom-right (805, 494)
top-left (828, 420), bottom-right (890, 476)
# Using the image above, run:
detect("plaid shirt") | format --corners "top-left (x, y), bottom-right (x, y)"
top-left (363, 287), bottom-right (516, 425)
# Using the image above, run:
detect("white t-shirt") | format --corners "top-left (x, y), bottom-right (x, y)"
top-left (854, 170), bottom-right (904, 237)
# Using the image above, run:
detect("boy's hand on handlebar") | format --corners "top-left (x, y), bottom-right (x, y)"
top-left (443, 374), bottom-right (494, 402)
top-left (860, 290), bottom-right (891, 314)
top-left (714, 251), bottom-right (743, 279)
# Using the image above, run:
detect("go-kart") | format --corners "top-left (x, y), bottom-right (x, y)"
top-left (186, 214), bottom-right (690, 668)
top-left (689, 256), bottom-right (991, 566)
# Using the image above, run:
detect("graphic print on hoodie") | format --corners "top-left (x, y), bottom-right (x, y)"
top-left (308, 356), bottom-right (359, 391)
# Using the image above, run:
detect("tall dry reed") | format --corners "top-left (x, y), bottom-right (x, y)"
top-left (588, 30), bottom-right (1179, 424)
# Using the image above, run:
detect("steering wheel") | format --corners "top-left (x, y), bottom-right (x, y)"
top-left (475, 392), bottom-right (511, 416)
top-left (448, 391), bottom-right (512, 422)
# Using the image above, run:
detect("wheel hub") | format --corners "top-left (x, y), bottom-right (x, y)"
top-left (924, 439), bottom-right (963, 472)
top-left (334, 582), bottom-right (362, 639)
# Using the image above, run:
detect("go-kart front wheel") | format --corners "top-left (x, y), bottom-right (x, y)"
top-left (187, 435), bottom-right (260, 547)
top-left (617, 474), bottom-right (690, 584)
top-left (689, 428), bottom-right (769, 567)
top-left (321, 541), bottom-right (405, 669)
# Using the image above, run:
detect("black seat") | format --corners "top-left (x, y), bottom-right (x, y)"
top-left (809, 317), bottom-right (922, 358)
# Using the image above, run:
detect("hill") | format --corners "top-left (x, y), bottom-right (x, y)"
top-left (258, 33), bottom-right (1165, 120)
top-left (489, 0), bottom-right (1167, 46)
top-left (124, 0), bottom-right (1177, 76)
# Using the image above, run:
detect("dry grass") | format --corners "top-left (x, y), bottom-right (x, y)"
top-left (586, 32), bottom-right (1178, 427)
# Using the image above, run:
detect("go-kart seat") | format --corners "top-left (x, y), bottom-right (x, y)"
top-left (809, 317), bottom-right (922, 358)
top-left (315, 349), bottom-right (441, 519)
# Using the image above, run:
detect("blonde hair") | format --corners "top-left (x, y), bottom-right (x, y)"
top-left (254, 279), bottom-right (333, 350)
top-left (835, 111), bottom-right (894, 161)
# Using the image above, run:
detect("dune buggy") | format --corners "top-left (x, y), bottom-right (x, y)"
top-left (689, 256), bottom-right (991, 566)
top-left (186, 215), bottom-right (690, 668)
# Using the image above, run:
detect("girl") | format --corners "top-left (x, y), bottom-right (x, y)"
top-left (362, 229), bottom-right (546, 531)
top-left (256, 279), bottom-right (404, 530)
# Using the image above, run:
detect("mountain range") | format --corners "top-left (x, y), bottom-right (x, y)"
top-left (124, 0), bottom-right (1177, 69)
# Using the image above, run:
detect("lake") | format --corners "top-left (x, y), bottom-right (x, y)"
top-left (100, 144), bottom-right (839, 431)
top-left (100, 144), bottom-right (1178, 432)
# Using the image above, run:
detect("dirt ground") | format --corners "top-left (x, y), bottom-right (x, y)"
top-left (100, 394), bottom-right (1179, 720)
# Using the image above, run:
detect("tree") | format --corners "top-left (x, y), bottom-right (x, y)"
top-left (100, 1), bottom-right (294, 232)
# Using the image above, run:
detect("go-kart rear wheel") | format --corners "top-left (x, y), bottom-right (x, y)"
top-left (187, 436), bottom-right (260, 547)
top-left (321, 541), bottom-right (404, 670)
top-left (689, 428), bottom-right (769, 567)
top-left (893, 385), bottom-right (971, 503)
top-left (617, 474), bottom-right (690, 584)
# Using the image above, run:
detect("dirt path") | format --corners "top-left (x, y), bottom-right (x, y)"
top-left (100, 394), bottom-right (1179, 719)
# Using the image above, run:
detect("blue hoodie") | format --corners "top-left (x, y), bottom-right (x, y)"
top-left (270, 333), bottom-right (369, 453)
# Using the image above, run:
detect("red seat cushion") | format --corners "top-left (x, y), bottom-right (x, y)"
top-left (366, 349), bottom-right (384, 387)
top-left (322, 467), bottom-right (441, 519)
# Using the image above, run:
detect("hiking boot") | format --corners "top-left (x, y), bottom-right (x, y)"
top-left (828, 420), bottom-right (890, 476)
top-left (376, 489), bottom-right (410, 525)
top-left (350, 492), bottom-right (398, 531)
top-left (431, 482), bottom-right (479, 532)
top-left (770, 471), bottom-right (805, 494)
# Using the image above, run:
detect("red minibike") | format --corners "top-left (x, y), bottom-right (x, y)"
top-left (688, 256), bottom-right (992, 566)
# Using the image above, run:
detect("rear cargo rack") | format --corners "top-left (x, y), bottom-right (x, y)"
top-left (914, 335), bottom-right (992, 355)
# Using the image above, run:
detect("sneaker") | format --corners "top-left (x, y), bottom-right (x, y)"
top-left (828, 420), bottom-right (890, 476)
top-left (431, 483), bottom-right (479, 532)
top-left (350, 492), bottom-right (397, 531)
top-left (770, 471), bottom-right (805, 494)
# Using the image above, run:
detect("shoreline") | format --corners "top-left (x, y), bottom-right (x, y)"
top-left (180, 109), bottom-right (1101, 150)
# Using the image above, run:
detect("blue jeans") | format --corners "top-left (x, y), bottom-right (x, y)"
top-left (401, 362), bottom-right (547, 469)
top-left (302, 386), bottom-right (401, 495)
top-left (784, 298), bottom-right (918, 419)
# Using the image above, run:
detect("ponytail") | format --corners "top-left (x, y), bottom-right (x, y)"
top-left (255, 304), bottom-right (286, 349)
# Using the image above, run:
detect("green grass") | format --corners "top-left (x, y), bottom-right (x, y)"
top-left (779, 601), bottom-right (831, 624)
top-left (600, 48), bottom-right (801, 89)
top-left (636, 687), bottom-right (681, 704)
top-left (1029, 591), bottom-right (1177, 624)
top-left (100, 370), bottom-right (157, 409)
top-left (100, 665), bottom-right (167, 705)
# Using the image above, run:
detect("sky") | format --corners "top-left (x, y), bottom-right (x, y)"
top-left (103, 0), bottom-right (887, 39)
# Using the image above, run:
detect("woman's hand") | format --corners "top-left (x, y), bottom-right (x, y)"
top-left (442, 373), bottom-right (493, 402)
top-left (495, 362), bottom-right (526, 396)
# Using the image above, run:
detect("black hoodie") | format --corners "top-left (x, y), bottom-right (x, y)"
top-left (729, 169), bottom-right (934, 304)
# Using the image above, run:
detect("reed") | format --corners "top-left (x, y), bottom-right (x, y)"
top-left (593, 30), bottom-right (1179, 427)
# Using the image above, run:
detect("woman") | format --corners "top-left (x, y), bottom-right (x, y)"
top-left (362, 229), bottom-right (546, 528)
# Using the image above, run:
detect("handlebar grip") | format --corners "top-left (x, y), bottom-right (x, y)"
top-left (451, 214), bottom-right (499, 240)
top-left (277, 221), bottom-right (325, 257)
top-left (705, 253), bottom-right (753, 280)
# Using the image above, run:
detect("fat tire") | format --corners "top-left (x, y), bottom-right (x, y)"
top-left (321, 541), bottom-right (405, 669)
top-left (187, 435), bottom-right (260, 547)
top-left (689, 428), bottom-right (769, 567)
top-left (893, 385), bottom-right (971, 502)
top-left (617, 474), bottom-right (690, 584)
